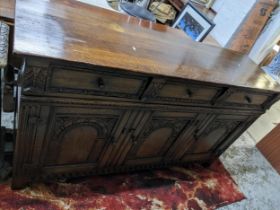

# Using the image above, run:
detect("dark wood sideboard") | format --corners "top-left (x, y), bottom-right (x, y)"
top-left (11, 0), bottom-right (280, 189)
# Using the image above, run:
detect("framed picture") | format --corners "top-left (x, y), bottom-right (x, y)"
top-left (172, 3), bottom-right (215, 42)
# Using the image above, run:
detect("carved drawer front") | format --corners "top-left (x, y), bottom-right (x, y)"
top-left (181, 114), bottom-right (250, 161)
top-left (223, 90), bottom-right (271, 108)
top-left (118, 110), bottom-right (200, 167)
top-left (46, 65), bottom-right (149, 99)
top-left (42, 105), bottom-right (126, 175)
top-left (142, 79), bottom-right (222, 105)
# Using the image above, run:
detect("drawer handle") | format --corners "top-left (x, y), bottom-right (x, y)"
top-left (97, 78), bottom-right (105, 89)
top-left (244, 95), bottom-right (252, 104)
top-left (186, 89), bottom-right (193, 98)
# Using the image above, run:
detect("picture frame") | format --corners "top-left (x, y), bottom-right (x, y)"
top-left (172, 3), bottom-right (215, 42)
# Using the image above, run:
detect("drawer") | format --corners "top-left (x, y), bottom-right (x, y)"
top-left (224, 91), bottom-right (270, 107)
top-left (47, 66), bottom-right (149, 99)
top-left (143, 79), bottom-right (222, 105)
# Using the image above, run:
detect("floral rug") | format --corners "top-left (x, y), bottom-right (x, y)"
top-left (0, 161), bottom-right (245, 210)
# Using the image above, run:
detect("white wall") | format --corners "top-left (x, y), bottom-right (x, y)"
top-left (210, 0), bottom-right (256, 47)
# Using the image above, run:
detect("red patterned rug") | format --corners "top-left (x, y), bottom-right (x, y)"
top-left (0, 161), bottom-right (245, 210)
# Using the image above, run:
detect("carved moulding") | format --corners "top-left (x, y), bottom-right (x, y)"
top-left (22, 66), bottom-right (48, 93)
top-left (52, 114), bottom-right (118, 142)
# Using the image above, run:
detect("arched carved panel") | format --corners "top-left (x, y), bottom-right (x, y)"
top-left (136, 128), bottom-right (172, 158)
top-left (44, 114), bottom-right (119, 166)
top-left (192, 127), bottom-right (227, 154)
top-left (191, 120), bottom-right (240, 154)
top-left (127, 116), bottom-right (191, 161)
top-left (57, 125), bottom-right (98, 164)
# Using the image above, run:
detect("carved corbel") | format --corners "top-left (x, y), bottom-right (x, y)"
top-left (141, 78), bottom-right (166, 101)
top-left (22, 66), bottom-right (48, 94)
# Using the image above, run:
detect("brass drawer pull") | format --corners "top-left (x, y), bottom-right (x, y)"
top-left (244, 95), bottom-right (252, 103)
top-left (97, 77), bottom-right (105, 89)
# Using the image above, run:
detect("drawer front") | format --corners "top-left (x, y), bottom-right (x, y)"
top-left (47, 66), bottom-right (149, 99)
top-left (224, 91), bottom-right (270, 107)
top-left (142, 79), bottom-right (221, 105)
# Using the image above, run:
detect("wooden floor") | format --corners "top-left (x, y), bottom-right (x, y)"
top-left (257, 124), bottom-right (280, 174)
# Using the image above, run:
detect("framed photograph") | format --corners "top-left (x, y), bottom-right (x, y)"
top-left (172, 3), bottom-right (215, 42)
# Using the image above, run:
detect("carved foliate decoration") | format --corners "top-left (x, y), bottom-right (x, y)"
top-left (141, 118), bottom-right (188, 140)
top-left (126, 116), bottom-right (191, 159)
top-left (53, 115), bottom-right (118, 142)
top-left (22, 66), bottom-right (48, 93)
top-left (199, 120), bottom-right (240, 139)
top-left (141, 79), bottom-right (166, 100)
top-left (0, 22), bottom-right (9, 68)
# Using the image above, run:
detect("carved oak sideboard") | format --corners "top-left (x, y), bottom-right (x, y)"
top-left (11, 0), bottom-right (280, 189)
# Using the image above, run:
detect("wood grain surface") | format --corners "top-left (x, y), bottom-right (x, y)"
top-left (14, 0), bottom-right (280, 92)
top-left (11, 0), bottom-right (280, 189)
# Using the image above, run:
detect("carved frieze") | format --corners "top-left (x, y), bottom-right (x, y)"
top-left (129, 117), bottom-right (191, 158)
top-left (141, 78), bottom-right (166, 100)
top-left (52, 115), bottom-right (118, 142)
top-left (22, 66), bottom-right (48, 93)
top-left (141, 118), bottom-right (188, 140)
top-left (201, 120), bottom-right (240, 137)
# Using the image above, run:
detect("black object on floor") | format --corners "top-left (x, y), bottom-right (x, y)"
top-left (120, 2), bottom-right (156, 22)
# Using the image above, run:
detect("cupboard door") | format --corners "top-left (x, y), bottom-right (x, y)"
top-left (122, 111), bottom-right (199, 166)
top-left (42, 106), bottom-right (125, 169)
top-left (181, 114), bottom-right (250, 161)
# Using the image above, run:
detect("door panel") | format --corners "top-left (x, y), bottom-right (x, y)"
top-left (136, 127), bottom-right (172, 158)
top-left (56, 125), bottom-right (98, 164)
top-left (122, 111), bottom-right (199, 166)
top-left (43, 106), bottom-right (125, 167)
top-left (106, 111), bottom-right (153, 167)
top-left (182, 114), bottom-right (249, 160)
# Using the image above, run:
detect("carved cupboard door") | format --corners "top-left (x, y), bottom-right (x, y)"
top-left (119, 110), bottom-right (201, 167)
top-left (180, 114), bottom-right (253, 161)
top-left (41, 105), bottom-right (127, 175)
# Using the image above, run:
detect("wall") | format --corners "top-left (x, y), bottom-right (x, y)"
top-left (249, 6), bottom-right (280, 64)
top-left (247, 4), bottom-right (280, 144)
top-left (210, 0), bottom-right (256, 47)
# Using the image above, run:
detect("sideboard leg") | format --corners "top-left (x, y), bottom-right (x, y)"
top-left (11, 175), bottom-right (30, 189)
top-left (202, 161), bottom-right (212, 168)
top-left (201, 157), bottom-right (218, 168)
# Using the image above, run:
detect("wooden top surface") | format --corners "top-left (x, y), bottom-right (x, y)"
top-left (0, 0), bottom-right (15, 22)
top-left (14, 0), bottom-right (280, 92)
